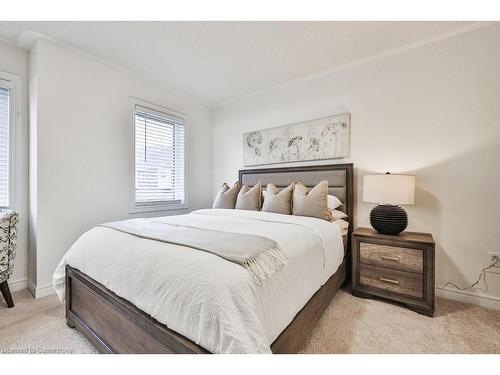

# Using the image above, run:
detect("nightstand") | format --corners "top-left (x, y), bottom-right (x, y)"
top-left (352, 227), bottom-right (435, 316)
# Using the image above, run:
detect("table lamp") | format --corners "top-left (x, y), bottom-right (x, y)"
top-left (363, 173), bottom-right (415, 235)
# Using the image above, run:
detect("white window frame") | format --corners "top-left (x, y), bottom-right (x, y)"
top-left (0, 71), bottom-right (21, 210)
top-left (129, 97), bottom-right (188, 214)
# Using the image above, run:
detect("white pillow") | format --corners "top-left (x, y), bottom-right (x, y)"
top-left (330, 209), bottom-right (348, 221)
top-left (327, 195), bottom-right (343, 210)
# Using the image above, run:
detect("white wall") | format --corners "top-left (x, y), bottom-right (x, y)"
top-left (0, 39), bottom-right (29, 292)
top-left (29, 39), bottom-right (213, 296)
top-left (213, 25), bottom-right (500, 305)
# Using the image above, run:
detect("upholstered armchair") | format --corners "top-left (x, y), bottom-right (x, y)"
top-left (0, 209), bottom-right (19, 308)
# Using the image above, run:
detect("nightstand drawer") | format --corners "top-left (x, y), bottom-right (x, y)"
top-left (360, 264), bottom-right (423, 298)
top-left (360, 242), bottom-right (423, 274)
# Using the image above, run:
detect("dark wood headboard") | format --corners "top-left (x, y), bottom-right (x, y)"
top-left (238, 163), bottom-right (354, 254)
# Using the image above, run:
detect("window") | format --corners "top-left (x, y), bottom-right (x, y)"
top-left (0, 84), bottom-right (9, 207)
top-left (132, 101), bottom-right (186, 212)
top-left (0, 73), bottom-right (19, 209)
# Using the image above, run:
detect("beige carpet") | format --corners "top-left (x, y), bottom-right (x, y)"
top-left (1, 288), bottom-right (499, 354)
top-left (300, 289), bottom-right (500, 353)
top-left (0, 289), bottom-right (97, 354)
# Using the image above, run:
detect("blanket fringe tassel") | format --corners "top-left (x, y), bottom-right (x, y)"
top-left (243, 244), bottom-right (288, 285)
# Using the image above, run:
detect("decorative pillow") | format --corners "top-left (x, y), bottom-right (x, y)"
top-left (235, 182), bottom-right (262, 211)
top-left (328, 195), bottom-right (343, 210)
top-left (292, 180), bottom-right (331, 221)
top-left (262, 183), bottom-right (293, 215)
top-left (330, 209), bottom-right (348, 221)
top-left (212, 182), bottom-right (240, 209)
top-left (0, 210), bottom-right (19, 283)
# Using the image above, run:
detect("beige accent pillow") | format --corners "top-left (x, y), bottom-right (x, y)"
top-left (235, 182), bottom-right (262, 211)
top-left (262, 183), bottom-right (293, 215)
top-left (292, 180), bottom-right (331, 221)
top-left (212, 182), bottom-right (240, 209)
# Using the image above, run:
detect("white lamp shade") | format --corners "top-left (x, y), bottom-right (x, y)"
top-left (363, 174), bottom-right (415, 205)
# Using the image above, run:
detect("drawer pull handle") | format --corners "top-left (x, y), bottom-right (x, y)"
top-left (379, 277), bottom-right (400, 285)
top-left (380, 255), bottom-right (400, 262)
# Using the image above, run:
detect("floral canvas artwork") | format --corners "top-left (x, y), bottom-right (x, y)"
top-left (243, 113), bottom-right (350, 166)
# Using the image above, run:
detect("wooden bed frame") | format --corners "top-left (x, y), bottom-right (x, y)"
top-left (66, 163), bottom-right (354, 354)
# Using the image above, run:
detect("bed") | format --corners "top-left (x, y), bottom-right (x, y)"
top-left (54, 163), bottom-right (354, 353)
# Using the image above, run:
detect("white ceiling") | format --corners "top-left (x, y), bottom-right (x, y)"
top-left (0, 21), bottom-right (476, 106)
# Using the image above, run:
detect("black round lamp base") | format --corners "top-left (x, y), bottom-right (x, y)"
top-left (370, 205), bottom-right (408, 235)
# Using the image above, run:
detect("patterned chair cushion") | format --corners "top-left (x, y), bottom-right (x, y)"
top-left (0, 210), bottom-right (19, 283)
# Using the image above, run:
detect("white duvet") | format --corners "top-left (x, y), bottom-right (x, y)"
top-left (53, 209), bottom-right (345, 353)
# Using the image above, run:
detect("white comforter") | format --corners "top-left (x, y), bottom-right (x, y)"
top-left (53, 209), bottom-right (345, 353)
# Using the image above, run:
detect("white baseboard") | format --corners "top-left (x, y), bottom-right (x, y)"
top-left (436, 287), bottom-right (500, 311)
top-left (28, 280), bottom-right (55, 299)
top-left (7, 277), bottom-right (28, 292)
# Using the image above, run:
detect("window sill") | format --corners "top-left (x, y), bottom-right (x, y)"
top-left (130, 202), bottom-right (188, 214)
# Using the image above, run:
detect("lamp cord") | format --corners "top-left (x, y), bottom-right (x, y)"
top-left (435, 257), bottom-right (498, 292)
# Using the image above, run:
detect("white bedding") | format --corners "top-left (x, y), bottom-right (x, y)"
top-left (53, 209), bottom-right (345, 353)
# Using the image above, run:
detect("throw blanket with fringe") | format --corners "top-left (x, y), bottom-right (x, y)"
top-left (100, 218), bottom-right (287, 284)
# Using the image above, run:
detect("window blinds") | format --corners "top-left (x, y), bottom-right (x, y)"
top-left (134, 105), bottom-right (185, 207)
top-left (0, 86), bottom-right (9, 208)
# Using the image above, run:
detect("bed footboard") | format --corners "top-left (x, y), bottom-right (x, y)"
top-left (65, 265), bottom-right (208, 353)
top-left (65, 256), bottom-right (347, 354)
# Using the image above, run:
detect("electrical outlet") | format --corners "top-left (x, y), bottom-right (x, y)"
top-left (488, 252), bottom-right (500, 266)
